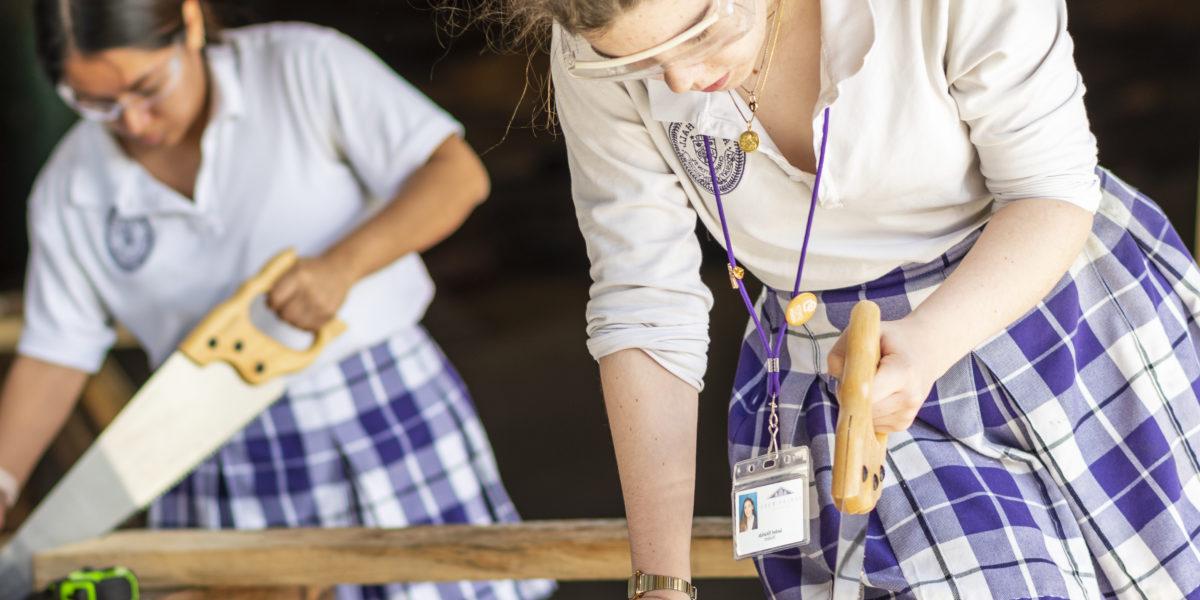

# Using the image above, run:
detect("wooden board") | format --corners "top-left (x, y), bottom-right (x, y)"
top-left (147, 587), bottom-right (331, 600)
top-left (35, 518), bottom-right (757, 589)
top-left (81, 358), bottom-right (138, 428)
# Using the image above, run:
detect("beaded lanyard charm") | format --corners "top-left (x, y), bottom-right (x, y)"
top-left (704, 107), bottom-right (830, 454)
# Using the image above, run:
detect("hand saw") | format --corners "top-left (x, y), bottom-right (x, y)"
top-left (831, 300), bottom-right (888, 514)
top-left (0, 250), bottom-right (345, 598)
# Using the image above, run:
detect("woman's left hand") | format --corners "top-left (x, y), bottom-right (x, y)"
top-left (827, 316), bottom-right (948, 434)
top-left (266, 254), bottom-right (356, 332)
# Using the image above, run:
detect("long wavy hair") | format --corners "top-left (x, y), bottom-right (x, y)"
top-left (432, 0), bottom-right (642, 132)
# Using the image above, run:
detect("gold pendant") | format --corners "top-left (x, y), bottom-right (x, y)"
top-left (738, 129), bottom-right (760, 153)
top-left (785, 292), bottom-right (818, 327)
top-left (727, 263), bottom-right (746, 289)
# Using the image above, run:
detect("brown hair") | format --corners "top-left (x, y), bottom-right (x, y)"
top-left (432, 0), bottom-right (640, 135)
top-left (435, 0), bottom-right (639, 52)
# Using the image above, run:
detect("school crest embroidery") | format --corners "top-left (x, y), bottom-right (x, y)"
top-left (667, 121), bottom-right (745, 196)
top-left (105, 208), bottom-right (155, 272)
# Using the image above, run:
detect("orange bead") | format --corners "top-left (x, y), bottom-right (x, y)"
top-left (785, 292), bottom-right (818, 327)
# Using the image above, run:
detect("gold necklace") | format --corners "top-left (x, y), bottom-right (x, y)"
top-left (734, 0), bottom-right (786, 153)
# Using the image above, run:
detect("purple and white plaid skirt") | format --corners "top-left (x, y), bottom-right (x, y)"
top-left (150, 325), bottom-right (556, 600)
top-left (729, 170), bottom-right (1200, 599)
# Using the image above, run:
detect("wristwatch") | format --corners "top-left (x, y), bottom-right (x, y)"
top-left (627, 570), bottom-right (698, 599)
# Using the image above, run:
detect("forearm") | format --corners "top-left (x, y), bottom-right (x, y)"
top-left (907, 198), bottom-right (1093, 377)
top-left (324, 135), bottom-right (489, 281)
top-left (0, 356), bottom-right (89, 489)
top-left (599, 349), bottom-right (697, 593)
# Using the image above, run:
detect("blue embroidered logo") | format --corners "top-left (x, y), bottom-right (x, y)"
top-left (667, 122), bottom-right (745, 195)
top-left (105, 208), bottom-right (155, 272)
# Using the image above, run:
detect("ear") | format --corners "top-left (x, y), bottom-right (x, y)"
top-left (181, 0), bottom-right (206, 50)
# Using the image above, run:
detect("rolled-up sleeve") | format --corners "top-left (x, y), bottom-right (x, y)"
top-left (552, 31), bottom-right (713, 391)
top-left (946, 0), bottom-right (1100, 211)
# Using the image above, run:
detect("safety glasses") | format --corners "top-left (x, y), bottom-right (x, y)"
top-left (559, 0), bottom-right (756, 81)
top-left (56, 38), bottom-right (186, 123)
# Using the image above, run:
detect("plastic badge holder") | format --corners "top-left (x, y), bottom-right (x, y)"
top-left (731, 445), bottom-right (812, 559)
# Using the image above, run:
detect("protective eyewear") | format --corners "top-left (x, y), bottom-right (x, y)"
top-left (56, 39), bottom-right (185, 123)
top-left (559, 0), bottom-right (756, 81)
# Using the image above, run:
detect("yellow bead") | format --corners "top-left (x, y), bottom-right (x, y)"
top-left (727, 263), bottom-right (745, 289)
top-left (738, 130), bottom-right (760, 153)
top-left (785, 292), bottom-right (818, 327)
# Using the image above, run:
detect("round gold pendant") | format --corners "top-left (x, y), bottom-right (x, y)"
top-left (738, 130), bottom-right (760, 153)
top-left (785, 292), bottom-right (818, 327)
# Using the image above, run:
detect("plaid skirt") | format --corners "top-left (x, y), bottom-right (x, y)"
top-left (729, 170), bottom-right (1200, 600)
top-left (150, 326), bottom-right (556, 600)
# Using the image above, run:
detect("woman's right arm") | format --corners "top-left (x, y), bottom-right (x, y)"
top-left (551, 26), bottom-right (714, 596)
top-left (601, 350), bottom-right (698, 599)
top-left (0, 355), bottom-right (88, 527)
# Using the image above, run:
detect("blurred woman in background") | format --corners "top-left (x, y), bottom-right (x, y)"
top-left (0, 1), bottom-right (554, 598)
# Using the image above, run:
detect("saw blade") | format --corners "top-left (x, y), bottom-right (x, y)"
top-left (0, 353), bottom-right (285, 598)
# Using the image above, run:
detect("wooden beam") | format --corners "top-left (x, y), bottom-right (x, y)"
top-left (80, 357), bottom-right (136, 429)
top-left (0, 316), bottom-right (24, 354)
top-left (46, 410), bottom-right (94, 473)
top-left (148, 587), bottom-right (332, 600)
top-left (35, 518), bottom-right (756, 589)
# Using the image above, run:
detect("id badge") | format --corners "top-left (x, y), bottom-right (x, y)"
top-left (731, 446), bottom-right (811, 559)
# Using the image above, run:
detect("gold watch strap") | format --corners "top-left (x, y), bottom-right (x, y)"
top-left (628, 570), bottom-right (698, 599)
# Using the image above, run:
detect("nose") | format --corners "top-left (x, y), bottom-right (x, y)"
top-left (663, 63), bottom-right (707, 94)
top-left (117, 102), bottom-right (152, 137)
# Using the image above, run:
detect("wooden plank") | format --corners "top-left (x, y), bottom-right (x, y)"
top-left (80, 358), bottom-right (136, 429)
top-left (9, 537), bottom-right (329, 599)
top-left (35, 518), bottom-right (756, 589)
top-left (47, 410), bottom-right (94, 474)
top-left (147, 587), bottom-right (331, 600)
top-left (0, 317), bottom-right (24, 354)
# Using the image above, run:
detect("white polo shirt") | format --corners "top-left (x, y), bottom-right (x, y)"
top-left (20, 22), bottom-right (464, 374)
top-left (554, 0), bottom-right (1102, 390)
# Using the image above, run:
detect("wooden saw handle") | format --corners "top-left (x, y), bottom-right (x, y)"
top-left (179, 249), bottom-right (347, 385)
top-left (831, 300), bottom-right (888, 514)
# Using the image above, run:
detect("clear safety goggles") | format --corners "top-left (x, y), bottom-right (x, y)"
top-left (559, 0), bottom-right (756, 81)
top-left (56, 39), bottom-right (185, 123)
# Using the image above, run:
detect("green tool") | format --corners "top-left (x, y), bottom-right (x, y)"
top-left (36, 567), bottom-right (138, 600)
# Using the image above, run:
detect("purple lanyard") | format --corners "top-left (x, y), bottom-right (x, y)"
top-left (701, 107), bottom-right (831, 398)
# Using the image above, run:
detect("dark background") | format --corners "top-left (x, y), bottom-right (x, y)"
top-left (0, 1), bottom-right (1197, 597)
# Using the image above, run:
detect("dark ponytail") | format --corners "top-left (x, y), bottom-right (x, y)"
top-left (33, 0), bottom-right (223, 83)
